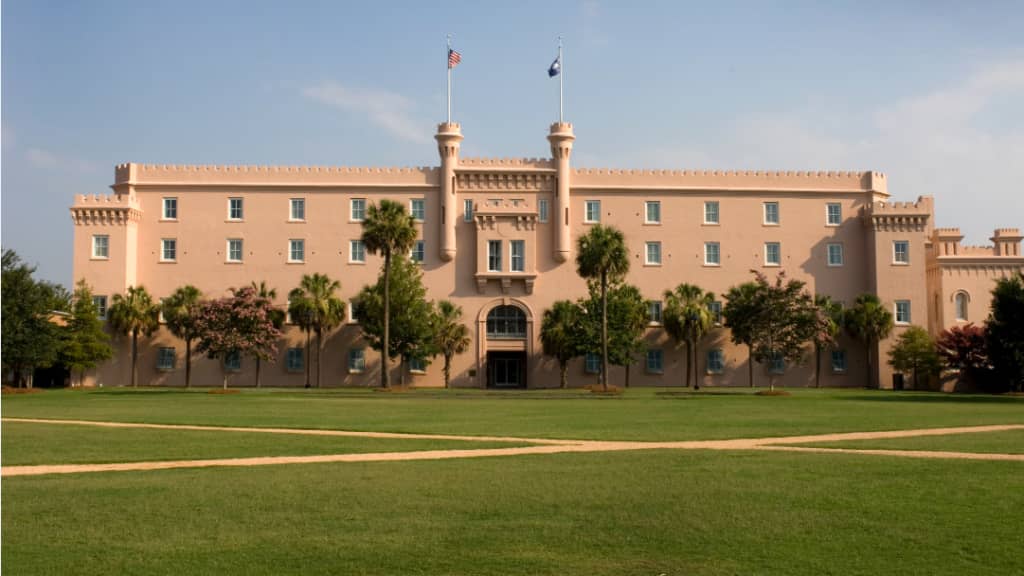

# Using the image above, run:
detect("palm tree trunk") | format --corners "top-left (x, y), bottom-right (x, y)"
top-left (685, 342), bottom-right (692, 388)
top-left (316, 328), bottom-right (322, 388)
top-left (625, 364), bottom-right (630, 388)
top-left (131, 330), bottom-right (139, 387)
top-left (560, 362), bottom-right (567, 388)
top-left (693, 345), bottom-right (700, 391)
top-left (600, 272), bottom-right (609, 391)
top-left (444, 353), bottom-right (452, 388)
top-left (223, 370), bottom-right (228, 390)
top-left (866, 338), bottom-right (873, 389)
top-left (400, 356), bottom-right (406, 387)
top-left (382, 251), bottom-right (391, 388)
top-left (185, 339), bottom-right (192, 388)
top-left (304, 331), bottom-right (311, 388)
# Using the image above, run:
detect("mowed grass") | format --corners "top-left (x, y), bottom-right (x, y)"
top-left (793, 428), bottom-right (1024, 455)
top-left (4, 450), bottom-right (1022, 575)
top-left (0, 422), bottom-right (530, 466)
top-left (3, 387), bottom-right (1023, 441)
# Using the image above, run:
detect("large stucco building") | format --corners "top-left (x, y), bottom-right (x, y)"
top-left (71, 122), bottom-right (1024, 389)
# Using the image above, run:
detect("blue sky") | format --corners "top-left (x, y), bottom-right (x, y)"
top-left (3, 0), bottom-right (1023, 285)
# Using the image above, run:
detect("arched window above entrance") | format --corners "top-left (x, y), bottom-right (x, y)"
top-left (486, 305), bottom-right (526, 339)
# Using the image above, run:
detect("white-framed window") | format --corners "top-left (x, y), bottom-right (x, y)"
top-left (162, 197), bottom-right (177, 220)
top-left (350, 198), bottom-right (366, 221)
top-left (539, 198), bottom-right (549, 223)
top-left (764, 242), bottom-right (781, 266)
top-left (410, 199), bottom-right (425, 221)
top-left (288, 239), bottom-right (305, 263)
top-left (831, 350), bottom-right (847, 373)
top-left (411, 240), bottom-right (425, 263)
top-left (161, 238), bottom-right (177, 262)
top-left (704, 201), bottom-right (720, 224)
top-left (648, 300), bottom-right (662, 324)
top-left (708, 301), bottom-right (723, 325)
top-left (286, 348), bottom-right (304, 372)
top-left (228, 197), bottom-right (244, 220)
top-left (645, 242), bottom-right (662, 266)
top-left (769, 353), bottom-right (785, 374)
top-left (350, 240), bottom-right (366, 263)
top-left (488, 240), bottom-right (502, 272)
top-left (826, 203), bottom-right (842, 226)
top-left (704, 242), bottom-right (720, 266)
top-left (158, 298), bottom-right (166, 324)
top-left (763, 202), bottom-right (779, 225)
top-left (646, 349), bottom-right (664, 374)
top-left (585, 200), bottom-right (601, 223)
top-left (92, 295), bottom-right (108, 320)
top-left (92, 235), bottom-right (109, 259)
top-left (464, 199), bottom-right (474, 222)
top-left (584, 353), bottom-right (601, 374)
top-left (895, 300), bottom-right (911, 324)
top-left (157, 347), bottom-right (176, 371)
top-left (510, 240), bottom-right (525, 272)
top-left (224, 351), bottom-right (242, 372)
top-left (645, 201), bottom-right (661, 224)
top-left (827, 243), bottom-right (844, 267)
top-left (348, 300), bottom-right (364, 325)
top-left (955, 292), bottom-right (969, 321)
top-left (290, 198), bottom-right (305, 221)
top-left (408, 357), bottom-right (426, 373)
top-left (348, 348), bottom-right (365, 373)
top-left (227, 239), bottom-right (243, 262)
top-left (893, 240), bottom-right (909, 264)
top-left (706, 349), bottom-right (724, 374)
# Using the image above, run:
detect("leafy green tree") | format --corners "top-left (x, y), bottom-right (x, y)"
top-left (541, 300), bottom-right (583, 388)
top-left (1, 249), bottom-right (67, 387)
top-left (61, 280), bottom-right (113, 387)
top-left (162, 285), bottom-right (204, 388)
top-left (812, 294), bottom-right (844, 388)
top-left (844, 293), bottom-right (894, 389)
top-left (251, 281), bottom-right (285, 388)
top-left (664, 283), bottom-right (716, 390)
top-left (195, 286), bottom-right (282, 389)
top-left (108, 285), bottom-right (160, 388)
top-left (288, 274), bottom-right (345, 388)
top-left (986, 273), bottom-right (1024, 392)
top-left (888, 326), bottom-right (941, 390)
top-left (361, 199), bottom-right (418, 388)
top-left (723, 281), bottom-right (760, 388)
top-left (432, 300), bottom-right (471, 388)
top-left (578, 282), bottom-right (649, 388)
top-left (575, 225), bottom-right (630, 390)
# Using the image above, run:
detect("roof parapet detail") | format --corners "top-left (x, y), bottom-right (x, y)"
top-left (863, 195), bottom-right (933, 232)
top-left (70, 193), bottom-right (141, 225)
top-left (571, 168), bottom-right (886, 193)
top-left (458, 157), bottom-right (555, 169)
top-left (113, 162), bottom-right (440, 187)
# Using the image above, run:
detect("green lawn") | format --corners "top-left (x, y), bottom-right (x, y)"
top-left (790, 428), bottom-right (1024, 455)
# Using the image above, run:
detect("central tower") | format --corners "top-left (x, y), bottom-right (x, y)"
top-left (435, 122), bottom-right (464, 261)
top-left (547, 122), bottom-right (575, 262)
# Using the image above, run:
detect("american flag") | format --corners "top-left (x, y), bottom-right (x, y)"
top-left (448, 49), bottom-right (462, 69)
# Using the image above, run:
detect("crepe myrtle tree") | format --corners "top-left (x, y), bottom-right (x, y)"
top-left (196, 286), bottom-right (282, 389)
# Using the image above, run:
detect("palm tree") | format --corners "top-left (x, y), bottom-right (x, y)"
top-left (813, 294), bottom-right (843, 388)
top-left (575, 225), bottom-right (630, 391)
top-left (724, 282), bottom-right (760, 388)
top-left (288, 296), bottom-right (314, 388)
top-left (541, 300), bottom-right (582, 388)
top-left (251, 281), bottom-right (285, 388)
top-left (162, 285), bottom-right (203, 388)
top-left (288, 274), bottom-right (345, 388)
top-left (664, 284), bottom-right (716, 390)
top-left (433, 300), bottom-right (470, 388)
top-left (844, 293), bottom-right (894, 388)
top-left (361, 199), bottom-right (418, 388)
top-left (108, 285), bottom-right (160, 387)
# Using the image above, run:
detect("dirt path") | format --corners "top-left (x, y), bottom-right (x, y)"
top-left (3, 419), bottom-right (1022, 477)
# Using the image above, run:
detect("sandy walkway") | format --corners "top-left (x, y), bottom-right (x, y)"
top-left (3, 418), bottom-right (1022, 477)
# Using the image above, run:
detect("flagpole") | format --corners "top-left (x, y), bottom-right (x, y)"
top-left (447, 34), bottom-right (452, 124)
top-left (558, 35), bottom-right (564, 123)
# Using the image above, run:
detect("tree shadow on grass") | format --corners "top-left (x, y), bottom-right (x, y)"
top-left (840, 393), bottom-right (1023, 405)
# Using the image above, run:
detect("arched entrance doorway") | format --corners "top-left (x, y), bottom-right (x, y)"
top-left (477, 299), bottom-right (534, 388)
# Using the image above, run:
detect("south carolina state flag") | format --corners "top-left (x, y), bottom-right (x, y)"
top-left (548, 57), bottom-right (561, 77)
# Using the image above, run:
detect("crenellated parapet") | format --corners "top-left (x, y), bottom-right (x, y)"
top-left (863, 196), bottom-right (933, 232)
top-left (458, 157), bottom-right (555, 170)
top-left (69, 193), bottom-right (142, 225)
top-left (113, 162), bottom-right (440, 187)
top-left (572, 168), bottom-right (887, 194)
top-left (456, 172), bottom-right (555, 192)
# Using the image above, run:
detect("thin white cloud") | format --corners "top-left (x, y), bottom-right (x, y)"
top-left (25, 147), bottom-right (98, 172)
top-left (303, 81), bottom-right (431, 144)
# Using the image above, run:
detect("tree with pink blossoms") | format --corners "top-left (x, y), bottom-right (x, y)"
top-left (195, 286), bottom-right (282, 389)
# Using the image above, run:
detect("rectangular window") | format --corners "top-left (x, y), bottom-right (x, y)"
top-left (769, 353), bottom-right (785, 374)
top-left (510, 240), bottom-right (525, 272)
top-left (488, 240), bottom-right (502, 272)
top-left (228, 197), bottom-right (244, 220)
top-left (161, 238), bottom-right (177, 262)
top-left (92, 295), bottom-right (108, 320)
top-left (224, 351), bottom-right (242, 372)
top-left (645, 201), bottom-right (661, 224)
top-left (286, 348), bottom-right (304, 372)
top-left (704, 201), bottom-right (720, 224)
top-left (708, 301), bottom-right (723, 325)
top-left (764, 202), bottom-right (779, 225)
top-left (351, 198), bottom-right (366, 221)
top-left (827, 243), bottom-right (844, 267)
top-left (348, 300), bottom-right (365, 324)
top-left (162, 197), bottom-right (177, 220)
top-left (646, 349), bottom-right (664, 373)
top-left (410, 199), bottom-right (425, 221)
top-left (539, 198), bottom-right (549, 223)
top-left (704, 242), bottom-right (720, 266)
top-left (648, 300), bottom-right (662, 324)
top-left (349, 240), bottom-right (366, 263)
top-left (585, 200), bottom-right (601, 223)
top-left (895, 300), bottom-right (911, 324)
top-left (645, 242), bottom-right (662, 265)
top-left (464, 199), bottom-right (474, 222)
top-left (157, 347), bottom-right (176, 371)
top-left (92, 235), bottom-right (109, 259)
top-left (411, 240), bottom-right (425, 263)
top-left (349, 348), bottom-right (366, 373)
top-left (765, 242), bottom-right (781, 266)
top-left (706, 349), bottom-right (725, 374)
top-left (227, 239), bottom-right (243, 262)
top-left (831, 350), bottom-right (847, 373)
top-left (290, 198), bottom-right (305, 221)
top-left (289, 239), bottom-right (305, 263)
top-left (409, 357), bottom-right (427, 373)
top-left (584, 353), bottom-right (601, 374)
top-left (893, 240), bottom-right (910, 264)
top-left (826, 203), bottom-right (842, 226)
